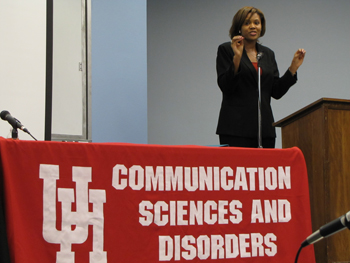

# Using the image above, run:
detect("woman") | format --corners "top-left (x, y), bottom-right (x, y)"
top-left (216, 6), bottom-right (305, 148)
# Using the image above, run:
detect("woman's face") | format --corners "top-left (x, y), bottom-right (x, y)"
top-left (240, 13), bottom-right (262, 41)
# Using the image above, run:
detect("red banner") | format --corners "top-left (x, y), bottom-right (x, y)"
top-left (0, 138), bottom-right (315, 263)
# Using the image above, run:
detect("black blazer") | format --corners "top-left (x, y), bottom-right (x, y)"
top-left (216, 42), bottom-right (297, 138)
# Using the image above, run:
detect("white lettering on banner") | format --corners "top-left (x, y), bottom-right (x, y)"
top-left (112, 165), bottom-right (291, 192)
top-left (39, 164), bottom-right (107, 263)
top-left (159, 233), bottom-right (277, 261)
top-left (35, 162), bottom-right (294, 261)
top-left (251, 200), bottom-right (291, 223)
top-left (139, 200), bottom-right (243, 226)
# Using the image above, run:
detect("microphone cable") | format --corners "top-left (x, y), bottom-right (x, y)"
top-left (294, 244), bottom-right (304, 263)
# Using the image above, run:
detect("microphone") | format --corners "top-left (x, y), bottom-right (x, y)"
top-left (1, 110), bottom-right (37, 140)
top-left (301, 211), bottom-right (350, 247)
top-left (0, 110), bottom-right (29, 133)
top-left (256, 52), bottom-right (264, 61)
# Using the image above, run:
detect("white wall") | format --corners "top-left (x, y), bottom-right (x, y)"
top-left (0, 0), bottom-right (46, 140)
top-left (0, 0), bottom-right (148, 144)
top-left (52, 0), bottom-right (84, 136)
top-left (147, 0), bottom-right (350, 147)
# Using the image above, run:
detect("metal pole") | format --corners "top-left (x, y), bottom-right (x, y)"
top-left (258, 65), bottom-right (262, 148)
top-left (257, 52), bottom-right (263, 148)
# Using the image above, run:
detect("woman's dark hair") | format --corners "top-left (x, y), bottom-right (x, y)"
top-left (229, 6), bottom-right (266, 39)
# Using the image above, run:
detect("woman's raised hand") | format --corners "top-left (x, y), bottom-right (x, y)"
top-left (231, 36), bottom-right (245, 58)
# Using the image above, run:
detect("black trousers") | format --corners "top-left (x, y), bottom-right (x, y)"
top-left (219, 135), bottom-right (275, 148)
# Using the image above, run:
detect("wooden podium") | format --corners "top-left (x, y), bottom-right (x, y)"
top-left (274, 98), bottom-right (350, 263)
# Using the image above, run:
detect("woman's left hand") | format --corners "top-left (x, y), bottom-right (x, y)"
top-left (289, 48), bottom-right (306, 75)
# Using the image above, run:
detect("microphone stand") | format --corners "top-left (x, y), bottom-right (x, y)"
top-left (11, 128), bottom-right (18, 140)
top-left (257, 52), bottom-right (263, 148)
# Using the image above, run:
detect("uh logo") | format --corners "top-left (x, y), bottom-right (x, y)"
top-left (40, 164), bottom-right (107, 263)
